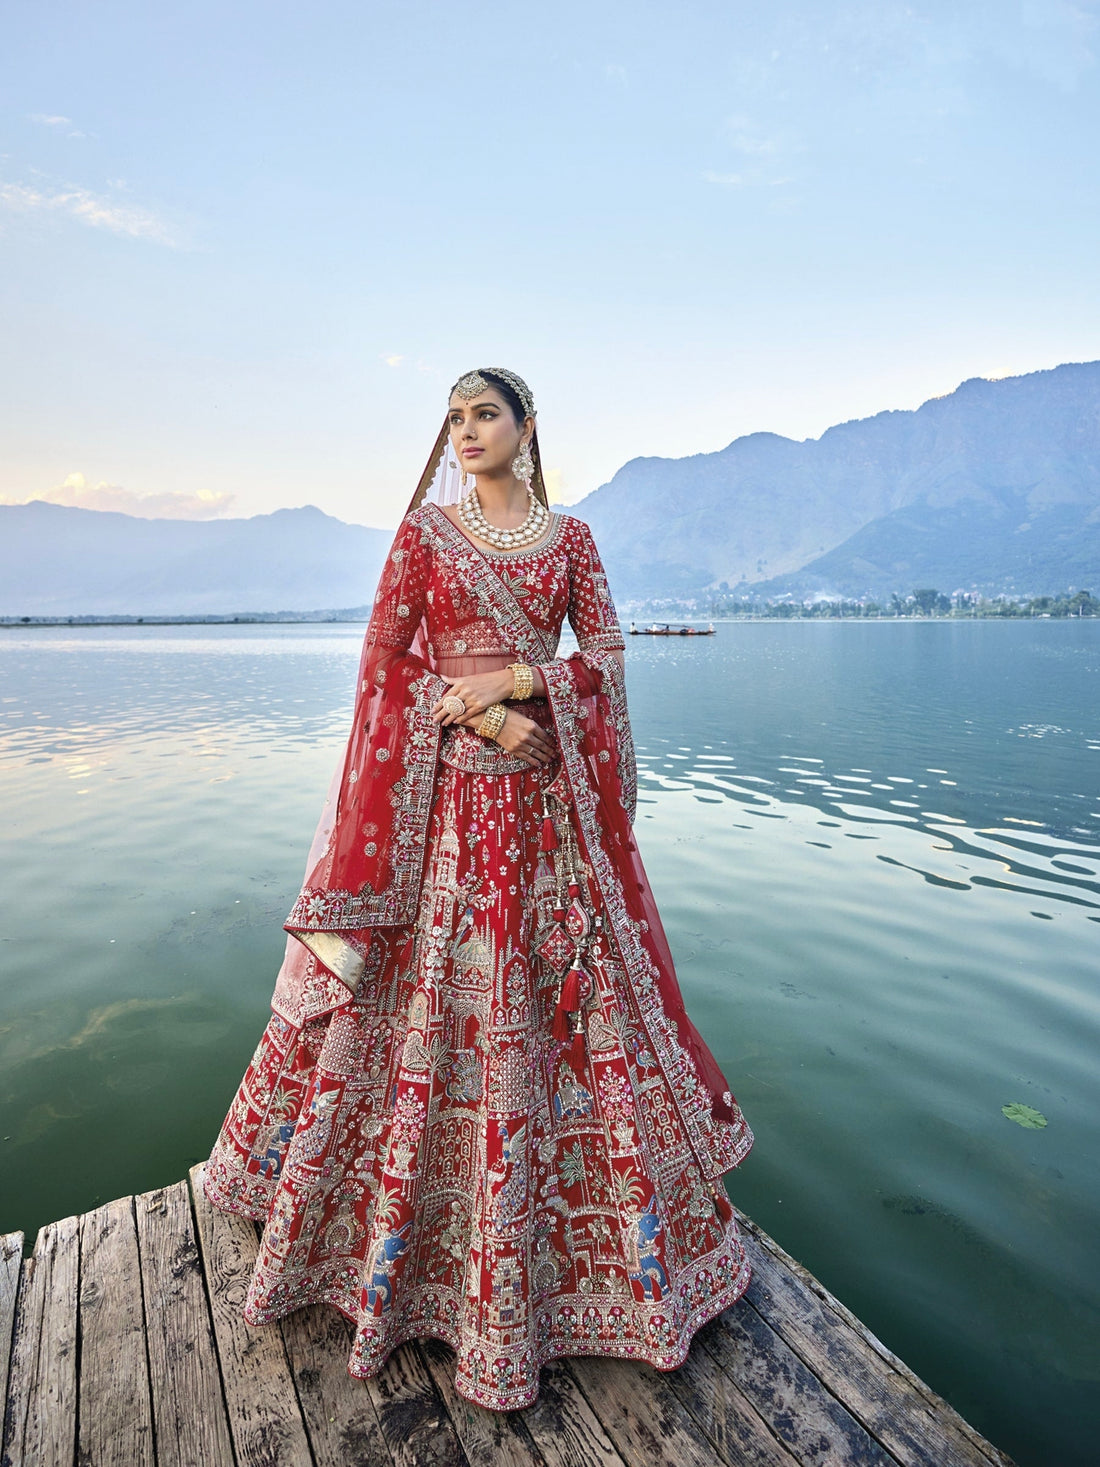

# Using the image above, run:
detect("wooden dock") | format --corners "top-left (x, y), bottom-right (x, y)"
top-left (1, 1163), bottom-right (1017, 1467)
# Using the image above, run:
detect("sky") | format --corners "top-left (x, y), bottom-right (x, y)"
top-left (1, 0), bottom-right (1098, 527)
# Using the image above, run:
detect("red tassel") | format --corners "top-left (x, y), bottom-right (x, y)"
top-left (553, 904), bottom-right (566, 922)
top-left (568, 881), bottom-right (581, 899)
top-left (559, 963), bottom-right (581, 1012)
top-left (568, 1027), bottom-right (586, 1065)
top-left (540, 816), bottom-right (559, 852)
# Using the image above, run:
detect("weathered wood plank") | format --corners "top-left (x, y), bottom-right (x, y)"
top-left (0, 1233), bottom-right (23, 1448)
top-left (655, 1325), bottom-right (804, 1466)
top-left (1, 1215), bottom-right (79, 1467)
top-left (737, 1219), bottom-right (1017, 1467)
top-left (278, 1299), bottom-right (392, 1467)
top-left (78, 1195), bottom-right (155, 1466)
top-left (416, 1338), bottom-right (543, 1467)
top-left (188, 1163), bottom-right (313, 1466)
top-left (356, 1341), bottom-right (468, 1467)
top-left (514, 1359), bottom-right (628, 1467)
top-left (1, 1258), bottom-right (38, 1467)
top-left (567, 1351), bottom-right (767, 1467)
top-left (135, 1178), bottom-right (235, 1467)
top-left (698, 1309), bottom-right (894, 1466)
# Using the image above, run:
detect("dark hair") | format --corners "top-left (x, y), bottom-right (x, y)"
top-left (449, 369), bottom-right (527, 426)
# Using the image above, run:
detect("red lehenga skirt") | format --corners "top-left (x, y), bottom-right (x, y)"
top-left (202, 720), bottom-right (753, 1412)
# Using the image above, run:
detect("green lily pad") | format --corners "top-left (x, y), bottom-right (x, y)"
top-left (1001, 1102), bottom-right (1047, 1129)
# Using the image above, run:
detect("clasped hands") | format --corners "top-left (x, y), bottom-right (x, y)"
top-left (429, 669), bottom-right (556, 768)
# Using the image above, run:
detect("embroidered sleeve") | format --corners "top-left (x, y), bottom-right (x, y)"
top-left (567, 520), bottom-right (626, 654)
top-left (368, 512), bottom-right (433, 656)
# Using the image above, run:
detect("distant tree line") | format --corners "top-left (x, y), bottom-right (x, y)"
top-left (627, 588), bottom-right (1100, 620)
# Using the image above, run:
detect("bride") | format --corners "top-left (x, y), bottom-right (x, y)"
top-left (201, 366), bottom-right (754, 1412)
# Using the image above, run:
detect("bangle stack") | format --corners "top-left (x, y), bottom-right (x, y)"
top-left (508, 661), bottom-right (534, 700)
top-left (476, 703), bottom-right (508, 741)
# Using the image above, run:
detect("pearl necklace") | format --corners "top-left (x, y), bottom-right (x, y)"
top-left (458, 484), bottom-right (549, 550)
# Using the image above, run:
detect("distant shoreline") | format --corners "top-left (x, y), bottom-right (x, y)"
top-left (0, 613), bottom-right (371, 628)
top-left (3, 607), bottom-right (1097, 630)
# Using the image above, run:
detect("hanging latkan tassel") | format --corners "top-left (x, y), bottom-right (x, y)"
top-left (558, 957), bottom-right (582, 1014)
top-left (551, 977), bottom-right (573, 1040)
top-left (540, 793), bottom-right (559, 854)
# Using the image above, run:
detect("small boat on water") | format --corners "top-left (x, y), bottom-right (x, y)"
top-left (629, 622), bottom-right (716, 636)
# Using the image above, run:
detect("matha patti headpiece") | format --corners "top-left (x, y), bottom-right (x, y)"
top-left (407, 367), bottom-right (547, 514)
top-left (452, 367), bottom-right (536, 420)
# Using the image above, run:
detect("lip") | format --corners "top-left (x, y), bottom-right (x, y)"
top-left (461, 447), bottom-right (483, 457)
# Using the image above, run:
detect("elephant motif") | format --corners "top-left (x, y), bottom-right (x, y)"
top-left (364, 1218), bottom-right (414, 1314)
top-left (252, 1119), bottom-right (295, 1180)
top-left (627, 1198), bottom-right (668, 1300)
top-left (552, 1063), bottom-right (593, 1121)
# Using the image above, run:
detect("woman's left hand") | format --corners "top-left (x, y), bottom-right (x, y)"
top-left (430, 669), bottom-right (516, 725)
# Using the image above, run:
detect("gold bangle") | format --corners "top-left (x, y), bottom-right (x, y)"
top-left (476, 703), bottom-right (508, 741)
top-left (508, 661), bottom-right (534, 700)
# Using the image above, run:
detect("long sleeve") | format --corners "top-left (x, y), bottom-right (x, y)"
top-left (535, 520), bottom-right (637, 828)
top-left (567, 520), bottom-right (627, 658)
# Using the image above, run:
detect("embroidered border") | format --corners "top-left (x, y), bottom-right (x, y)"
top-left (286, 668), bottom-right (447, 933)
top-left (541, 659), bottom-right (753, 1183)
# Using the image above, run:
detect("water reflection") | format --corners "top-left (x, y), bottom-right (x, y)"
top-left (1, 619), bottom-right (1098, 1467)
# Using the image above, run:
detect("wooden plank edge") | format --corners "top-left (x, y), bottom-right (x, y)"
top-left (736, 1212), bottom-right (1018, 1467)
top-left (187, 1161), bottom-right (315, 1465)
top-left (78, 1195), bottom-right (156, 1467)
top-left (0, 1233), bottom-right (24, 1453)
top-left (136, 1176), bottom-right (237, 1467)
top-left (695, 1308), bottom-right (895, 1466)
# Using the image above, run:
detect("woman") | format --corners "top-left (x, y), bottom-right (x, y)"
top-left (201, 366), bottom-right (754, 1412)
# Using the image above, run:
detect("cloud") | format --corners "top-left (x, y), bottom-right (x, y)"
top-left (382, 353), bottom-right (405, 366)
top-left (703, 170), bottom-right (745, 188)
top-left (27, 113), bottom-right (86, 139)
top-left (1, 473), bottom-right (236, 519)
top-left (0, 180), bottom-right (176, 245)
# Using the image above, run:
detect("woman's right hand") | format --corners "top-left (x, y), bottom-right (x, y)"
top-left (491, 710), bottom-right (557, 768)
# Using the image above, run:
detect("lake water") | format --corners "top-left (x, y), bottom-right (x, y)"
top-left (1, 619), bottom-right (1097, 1466)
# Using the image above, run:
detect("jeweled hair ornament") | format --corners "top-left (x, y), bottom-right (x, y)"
top-left (404, 367), bottom-right (548, 514)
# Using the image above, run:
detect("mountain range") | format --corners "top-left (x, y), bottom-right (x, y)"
top-left (2, 360), bottom-right (1097, 616)
top-left (0, 503), bottom-right (393, 617)
top-left (573, 360), bottom-right (1100, 602)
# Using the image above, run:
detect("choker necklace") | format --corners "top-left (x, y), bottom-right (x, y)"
top-left (458, 484), bottom-right (550, 550)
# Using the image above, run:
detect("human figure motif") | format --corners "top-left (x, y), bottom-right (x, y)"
top-left (202, 367), bottom-right (754, 1412)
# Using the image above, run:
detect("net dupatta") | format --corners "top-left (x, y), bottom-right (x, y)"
top-left (403, 417), bottom-right (549, 514)
top-left (269, 413), bottom-right (546, 1028)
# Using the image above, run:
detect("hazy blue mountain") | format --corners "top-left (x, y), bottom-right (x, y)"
top-left (573, 360), bottom-right (1100, 601)
top-left (3, 360), bottom-right (1097, 616)
top-left (0, 502), bottom-right (393, 616)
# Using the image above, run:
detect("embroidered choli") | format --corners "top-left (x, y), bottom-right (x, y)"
top-left (371, 505), bottom-right (626, 670)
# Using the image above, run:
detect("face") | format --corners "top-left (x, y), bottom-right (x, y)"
top-left (447, 386), bottom-right (533, 480)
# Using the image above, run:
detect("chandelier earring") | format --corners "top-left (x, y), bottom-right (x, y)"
top-left (511, 438), bottom-right (535, 487)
